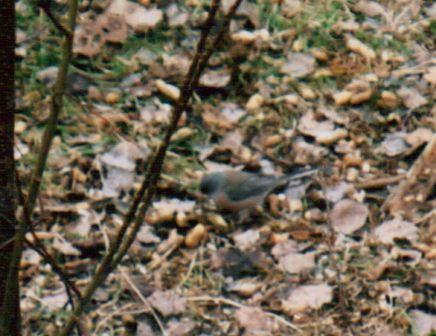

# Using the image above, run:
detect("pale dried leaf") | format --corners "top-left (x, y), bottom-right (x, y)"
top-left (397, 87), bottom-right (428, 109)
top-left (298, 111), bottom-right (348, 144)
top-left (233, 229), bottom-right (260, 251)
top-left (235, 307), bottom-right (275, 336)
top-left (147, 290), bottom-right (186, 317)
top-left (379, 132), bottom-right (409, 157)
top-left (52, 238), bottom-right (81, 256)
top-left (166, 319), bottom-right (196, 336)
top-left (282, 284), bottom-right (333, 314)
top-left (410, 310), bottom-right (436, 336)
top-left (107, 0), bottom-right (163, 32)
top-left (330, 199), bottom-right (368, 234)
top-left (280, 53), bottom-right (315, 78)
top-left (278, 252), bottom-right (315, 274)
top-left (200, 69), bottom-right (231, 88)
top-left (292, 137), bottom-right (328, 164)
top-left (40, 291), bottom-right (68, 310)
top-left (346, 35), bottom-right (376, 60)
top-left (374, 218), bottom-right (418, 244)
top-left (325, 182), bottom-right (352, 203)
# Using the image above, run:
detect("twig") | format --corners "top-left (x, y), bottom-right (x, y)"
top-left (121, 270), bottom-right (167, 336)
top-left (57, 1), bottom-right (242, 334)
top-left (38, 0), bottom-right (72, 38)
top-left (26, 0), bottom-right (79, 213)
top-left (354, 174), bottom-right (406, 190)
top-left (15, 170), bottom-right (82, 300)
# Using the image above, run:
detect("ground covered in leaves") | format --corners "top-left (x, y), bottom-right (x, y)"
top-left (15, 0), bottom-right (435, 335)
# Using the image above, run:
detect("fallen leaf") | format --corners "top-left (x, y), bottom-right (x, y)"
top-left (298, 111), bottom-right (348, 144)
top-left (200, 69), bottom-right (231, 88)
top-left (280, 53), bottom-right (316, 78)
top-left (409, 310), bottom-right (436, 336)
top-left (378, 132), bottom-right (409, 157)
top-left (373, 218), bottom-right (418, 244)
top-left (235, 307), bottom-right (275, 336)
top-left (40, 291), bottom-right (68, 310)
top-left (52, 238), bottom-right (81, 256)
top-left (281, 0), bottom-right (303, 18)
top-left (346, 35), bottom-right (376, 60)
top-left (292, 137), bottom-right (328, 164)
top-left (329, 199), bottom-right (368, 234)
top-left (107, 0), bottom-right (163, 32)
top-left (147, 290), bottom-right (186, 317)
top-left (233, 229), bottom-right (261, 251)
top-left (166, 4), bottom-right (189, 27)
top-left (324, 182), bottom-right (353, 203)
top-left (278, 252), bottom-right (315, 274)
top-left (166, 319), bottom-right (196, 336)
top-left (227, 278), bottom-right (262, 297)
top-left (397, 87), bottom-right (428, 109)
top-left (282, 284), bottom-right (333, 315)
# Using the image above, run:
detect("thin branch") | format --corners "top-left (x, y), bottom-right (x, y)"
top-left (15, 171), bottom-right (82, 304)
top-left (2, 0), bottom-right (79, 331)
top-left (38, 0), bottom-right (72, 38)
top-left (354, 174), bottom-right (406, 190)
top-left (121, 270), bottom-right (167, 336)
top-left (26, 0), bottom-right (79, 214)
top-left (57, 1), bottom-right (249, 334)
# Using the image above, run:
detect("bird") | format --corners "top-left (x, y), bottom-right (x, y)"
top-left (200, 169), bottom-right (317, 213)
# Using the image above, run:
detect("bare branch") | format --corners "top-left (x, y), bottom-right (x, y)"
top-left (57, 1), bottom-right (247, 334)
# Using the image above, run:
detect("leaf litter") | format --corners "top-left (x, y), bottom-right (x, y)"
top-left (16, 0), bottom-right (436, 334)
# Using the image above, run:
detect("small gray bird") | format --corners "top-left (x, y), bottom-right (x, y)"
top-left (200, 169), bottom-right (316, 212)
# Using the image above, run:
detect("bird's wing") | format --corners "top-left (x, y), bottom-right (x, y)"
top-left (224, 174), bottom-right (281, 202)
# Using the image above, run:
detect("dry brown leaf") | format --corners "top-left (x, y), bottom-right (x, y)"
top-left (166, 319), bottom-right (196, 336)
top-left (199, 68), bottom-right (231, 88)
top-left (298, 111), bottom-right (348, 144)
top-left (353, 1), bottom-right (387, 17)
top-left (282, 284), bottom-right (333, 315)
top-left (136, 321), bottom-right (155, 336)
top-left (166, 4), bottom-right (189, 27)
top-left (107, 0), bottom-right (163, 32)
top-left (292, 137), bottom-right (328, 164)
top-left (185, 224), bottom-right (208, 248)
top-left (233, 229), bottom-right (261, 251)
top-left (281, 0), bottom-right (303, 17)
top-left (378, 132), bottom-right (409, 157)
top-left (40, 291), bottom-right (69, 310)
top-left (137, 225), bottom-right (160, 244)
top-left (147, 290), bottom-right (186, 317)
top-left (280, 53), bottom-right (316, 78)
top-left (423, 66), bottom-right (436, 86)
top-left (52, 238), bottom-right (81, 256)
top-left (409, 310), bottom-right (436, 336)
top-left (278, 252), bottom-right (315, 274)
top-left (231, 29), bottom-right (270, 44)
top-left (74, 21), bottom-right (104, 57)
top-left (373, 218), bottom-right (418, 244)
top-left (140, 102), bottom-right (172, 125)
top-left (98, 14), bottom-right (128, 43)
top-left (155, 79), bottom-right (180, 100)
top-left (329, 199), bottom-right (368, 234)
top-left (346, 35), bottom-right (376, 60)
top-left (227, 278), bottom-right (262, 297)
top-left (397, 87), bottom-right (428, 109)
top-left (235, 307), bottom-right (275, 336)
